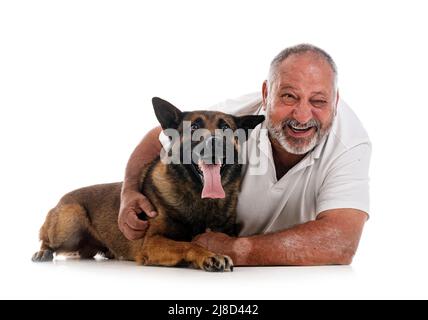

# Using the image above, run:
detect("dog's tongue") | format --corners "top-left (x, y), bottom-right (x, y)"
top-left (199, 162), bottom-right (225, 199)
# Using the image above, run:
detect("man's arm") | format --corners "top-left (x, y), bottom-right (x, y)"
top-left (118, 126), bottom-right (162, 240)
top-left (193, 208), bottom-right (367, 266)
top-left (121, 126), bottom-right (162, 195)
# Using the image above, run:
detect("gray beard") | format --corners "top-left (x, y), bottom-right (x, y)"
top-left (266, 112), bottom-right (334, 155)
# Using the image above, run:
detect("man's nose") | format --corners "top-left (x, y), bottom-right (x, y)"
top-left (293, 102), bottom-right (313, 124)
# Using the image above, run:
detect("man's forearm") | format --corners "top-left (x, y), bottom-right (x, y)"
top-left (232, 211), bottom-right (366, 266)
top-left (121, 126), bottom-right (162, 195)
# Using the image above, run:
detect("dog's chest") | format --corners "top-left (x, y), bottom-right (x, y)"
top-left (168, 200), bottom-right (233, 236)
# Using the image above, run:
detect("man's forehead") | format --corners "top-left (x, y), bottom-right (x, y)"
top-left (275, 58), bottom-right (335, 91)
top-left (278, 53), bottom-right (334, 76)
top-left (276, 73), bottom-right (333, 92)
top-left (278, 83), bottom-right (329, 96)
top-left (279, 62), bottom-right (333, 77)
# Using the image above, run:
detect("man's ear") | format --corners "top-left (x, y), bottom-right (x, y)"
top-left (152, 97), bottom-right (183, 130)
top-left (234, 115), bottom-right (265, 138)
top-left (262, 80), bottom-right (268, 111)
top-left (334, 90), bottom-right (340, 116)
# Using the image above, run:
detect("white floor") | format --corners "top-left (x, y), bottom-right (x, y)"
top-left (2, 249), bottom-right (427, 300)
top-left (2, 192), bottom-right (428, 300)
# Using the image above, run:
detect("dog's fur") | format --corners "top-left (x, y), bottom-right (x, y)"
top-left (32, 97), bottom-right (264, 271)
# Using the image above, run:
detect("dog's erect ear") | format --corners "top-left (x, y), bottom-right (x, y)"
top-left (152, 97), bottom-right (183, 130)
top-left (234, 115), bottom-right (265, 131)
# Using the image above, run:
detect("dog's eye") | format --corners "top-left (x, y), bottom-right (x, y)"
top-left (191, 118), bottom-right (203, 131)
top-left (220, 123), bottom-right (230, 130)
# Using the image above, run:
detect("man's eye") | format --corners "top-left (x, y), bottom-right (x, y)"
top-left (311, 100), bottom-right (327, 107)
top-left (282, 94), bottom-right (296, 101)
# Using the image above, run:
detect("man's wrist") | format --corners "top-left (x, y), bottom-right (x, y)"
top-left (231, 236), bottom-right (252, 266)
top-left (121, 180), bottom-right (140, 197)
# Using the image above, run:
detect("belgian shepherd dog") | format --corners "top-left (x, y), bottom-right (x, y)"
top-left (32, 97), bottom-right (264, 272)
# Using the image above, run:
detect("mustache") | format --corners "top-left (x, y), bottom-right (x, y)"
top-left (281, 118), bottom-right (321, 130)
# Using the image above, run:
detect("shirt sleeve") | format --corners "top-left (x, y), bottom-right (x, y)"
top-left (316, 142), bottom-right (372, 216)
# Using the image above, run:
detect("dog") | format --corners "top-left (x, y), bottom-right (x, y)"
top-left (32, 97), bottom-right (264, 272)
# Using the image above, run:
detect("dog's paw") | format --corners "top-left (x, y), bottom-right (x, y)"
top-left (135, 253), bottom-right (149, 266)
top-left (202, 255), bottom-right (233, 272)
top-left (32, 249), bottom-right (54, 262)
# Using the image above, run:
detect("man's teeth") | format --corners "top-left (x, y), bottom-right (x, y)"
top-left (290, 125), bottom-right (312, 131)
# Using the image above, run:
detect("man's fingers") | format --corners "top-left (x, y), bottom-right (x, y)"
top-left (137, 197), bottom-right (157, 218)
top-left (123, 222), bottom-right (147, 240)
top-left (126, 211), bottom-right (149, 230)
top-left (192, 234), bottom-right (202, 242)
top-left (125, 230), bottom-right (145, 241)
top-left (118, 193), bottom-right (156, 240)
top-left (192, 233), bottom-right (209, 248)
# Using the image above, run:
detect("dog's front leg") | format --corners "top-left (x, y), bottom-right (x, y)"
top-left (136, 235), bottom-right (233, 272)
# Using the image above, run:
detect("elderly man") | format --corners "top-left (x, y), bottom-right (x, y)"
top-left (118, 44), bottom-right (371, 266)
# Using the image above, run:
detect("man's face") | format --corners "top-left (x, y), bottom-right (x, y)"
top-left (263, 53), bottom-right (338, 155)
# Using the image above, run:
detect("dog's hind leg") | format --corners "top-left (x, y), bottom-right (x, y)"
top-left (32, 208), bottom-right (57, 262)
top-left (77, 235), bottom-right (110, 259)
top-left (32, 241), bottom-right (54, 262)
top-left (32, 203), bottom-right (99, 262)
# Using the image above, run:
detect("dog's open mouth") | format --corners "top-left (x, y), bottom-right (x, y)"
top-left (191, 160), bottom-right (226, 199)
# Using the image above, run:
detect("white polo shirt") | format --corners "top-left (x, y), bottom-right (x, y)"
top-left (209, 92), bottom-right (371, 236)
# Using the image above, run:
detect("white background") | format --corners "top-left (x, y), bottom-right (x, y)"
top-left (1, 0), bottom-right (427, 299)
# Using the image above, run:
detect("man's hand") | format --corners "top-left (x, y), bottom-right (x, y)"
top-left (193, 230), bottom-right (237, 261)
top-left (193, 209), bottom-right (367, 266)
top-left (118, 126), bottom-right (162, 240)
top-left (118, 191), bottom-right (158, 240)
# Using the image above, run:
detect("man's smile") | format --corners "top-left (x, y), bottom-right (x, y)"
top-left (285, 124), bottom-right (316, 138)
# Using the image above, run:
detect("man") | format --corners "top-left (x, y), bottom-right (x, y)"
top-left (118, 44), bottom-right (371, 266)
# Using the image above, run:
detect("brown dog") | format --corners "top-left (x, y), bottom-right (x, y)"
top-left (32, 97), bottom-right (264, 271)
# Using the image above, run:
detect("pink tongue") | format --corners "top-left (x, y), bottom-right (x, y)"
top-left (199, 162), bottom-right (225, 199)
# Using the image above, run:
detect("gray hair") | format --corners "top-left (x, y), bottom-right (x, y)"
top-left (268, 43), bottom-right (338, 91)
